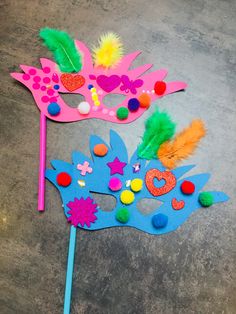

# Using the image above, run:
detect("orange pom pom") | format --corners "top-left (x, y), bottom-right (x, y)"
top-left (138, 93), bottom-right (151, 108)
top-left (93, 144), bottom-right (108, 157)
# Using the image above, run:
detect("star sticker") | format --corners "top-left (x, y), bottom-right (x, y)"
top-left (77, 161), bottom-right (93, 176)
top-left (107, 157), bottom-right (127, 175)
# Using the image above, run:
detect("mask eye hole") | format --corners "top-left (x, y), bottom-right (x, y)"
top-left (90, 192), bottom-right (117, 212)
top-left (102, 93), bottom-right (126, 108)
top-left (137, 198), bottom-right (163, 215)
top-left (60, 93), bottom-right (86, 108)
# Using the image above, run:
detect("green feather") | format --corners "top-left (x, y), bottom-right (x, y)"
top-left (39, 28), bottom-right (82, 73)
top-left (138, 110), bottom-right (176, 160)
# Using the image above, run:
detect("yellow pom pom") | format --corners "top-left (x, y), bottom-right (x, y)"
top-left (130, 178), bottom-right (143, 192)
top-left (120, 190), bottom-right (135, 205)
top-left (94, 100), bottom-right (100, 106)
top-left (93, 32), bottom-right (124, 68)
top-left (91, 87), bottom-right (96, 93)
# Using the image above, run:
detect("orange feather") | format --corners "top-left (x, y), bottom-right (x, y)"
top-left (158, 119), bottom-right (206, 169)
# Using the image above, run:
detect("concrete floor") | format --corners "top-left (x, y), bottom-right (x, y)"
top-left (0, 0), bottom-right (236, 313)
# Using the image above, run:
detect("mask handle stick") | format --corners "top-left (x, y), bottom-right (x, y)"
top-left (38, 112), bottom-right (47, 211)
top-left (64, 225), bottom-right (77, 314)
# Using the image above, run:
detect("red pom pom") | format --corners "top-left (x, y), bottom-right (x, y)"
top-left (154, 81), bottom-right (166, 96)
top-left (180, 180), bottom-right (195, 195)
top-left (56, 172), bottom-right (72, 187)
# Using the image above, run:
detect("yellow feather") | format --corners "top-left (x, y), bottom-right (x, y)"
top-left (158, 119), bottom-right (206, 169)
top-left (92, 32), bottom-right (124, 68)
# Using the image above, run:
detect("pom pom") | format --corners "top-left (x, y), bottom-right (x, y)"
top-left (180, 180), bottom-right (195, 195)
top-left (154, 81), bottom-right (166, 96)
top-left (116, 107), bottom-right (129, 120)
top-left (152, 213), bottom-right (168, 228)
top-left (93, 32), bottom-right (124, 68)
top-left (120, 190), bottom-right (135, 205)
top-left (116, 207), bottom-right (130, 223)
top-left (128, 98), bottom-right (140, 112)
top-left (77, 102), bottom-right (90, 115)
top-left (130, 178), bottom-right (143, 192)
top-left (138, 93), bottom-right (151, 108)
top-left (57, 172), bottom-right (72, 187)
top-left (93, 144), bottom-right (108, 156)
top-left (108, 177), bottom-right (122, 191)
top-left (198, 192), bottom-right (214, 207)
top-left (47, 102), bottom-right (61, 116)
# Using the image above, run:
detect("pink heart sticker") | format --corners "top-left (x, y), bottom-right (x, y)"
top-left (97, 75), bottom-right (121, 92)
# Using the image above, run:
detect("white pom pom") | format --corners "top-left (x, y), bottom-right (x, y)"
top-left (77, 102), bottom-right (90, 115)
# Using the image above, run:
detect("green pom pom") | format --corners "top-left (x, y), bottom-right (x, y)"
top-left (198, 192), bottom-right (214, 207)
top-left (116, 107), bottom-right (129, 120)
top-left (115, 207), bottom-right (130, 223)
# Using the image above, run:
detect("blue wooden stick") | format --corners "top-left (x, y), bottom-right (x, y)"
top-left (64, 225), bottom-right (77, 314)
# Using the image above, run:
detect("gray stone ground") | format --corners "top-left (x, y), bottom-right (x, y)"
top-left (0, 0), bottom-right (236, 313)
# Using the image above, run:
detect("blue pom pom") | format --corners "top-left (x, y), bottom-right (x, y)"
top-left (54, 84), bottom-right (60, 90)
top-left (88, 84), bottom-right (93, 90)
top-left (128, 98), bottom-right (140, 112)
top-left (152, 214), bottom-right (168, 228)
top-left (47, 102), bottom-right (61, 116)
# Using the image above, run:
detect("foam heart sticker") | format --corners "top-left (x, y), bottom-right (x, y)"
top-left (97, 75), bottom-right (121, 92)
top-left (145, 169), bottom-right (177, 197)
top-left (61, 74), bottom-right (85, 92)
top-left (172, 198), bottom-right (185, 210)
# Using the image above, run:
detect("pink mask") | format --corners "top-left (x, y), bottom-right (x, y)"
top-left (11, 40), bottom-right (187, 123)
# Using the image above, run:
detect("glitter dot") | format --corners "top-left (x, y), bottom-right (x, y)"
top-left (33, 76), bottom-right (41, 83)
top-left (23, 74), bottom-right (30, 80)
top-left (32, 83), bottom-right (40, 90)
top-left (43, 67), bottom-right (50, 74)
top-left (43, 77), bottom-right (51, 84)
top-left (47, 89), bottom-right (55, 96)
top-left (41, 95), bottom-right (49, 103)
top-left (109, 111), bottom-right (115, 116)
top-left (50, 97), bottom-right (57, 103)
top-left (29, 68), bottom-right (36, 75)
top-left (102, 108), bottom-right (108, 114)
top-left (41, 86), bottom-right (46, 91)
top-left (54, 84), bottom-right (60, 90)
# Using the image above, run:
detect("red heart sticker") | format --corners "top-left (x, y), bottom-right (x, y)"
top-left (61, 73), bottom-right (85, 92)
top-left (145, 169), bottom-right (176, 197)
top-left (172, 198), bottom-right (185, 210)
